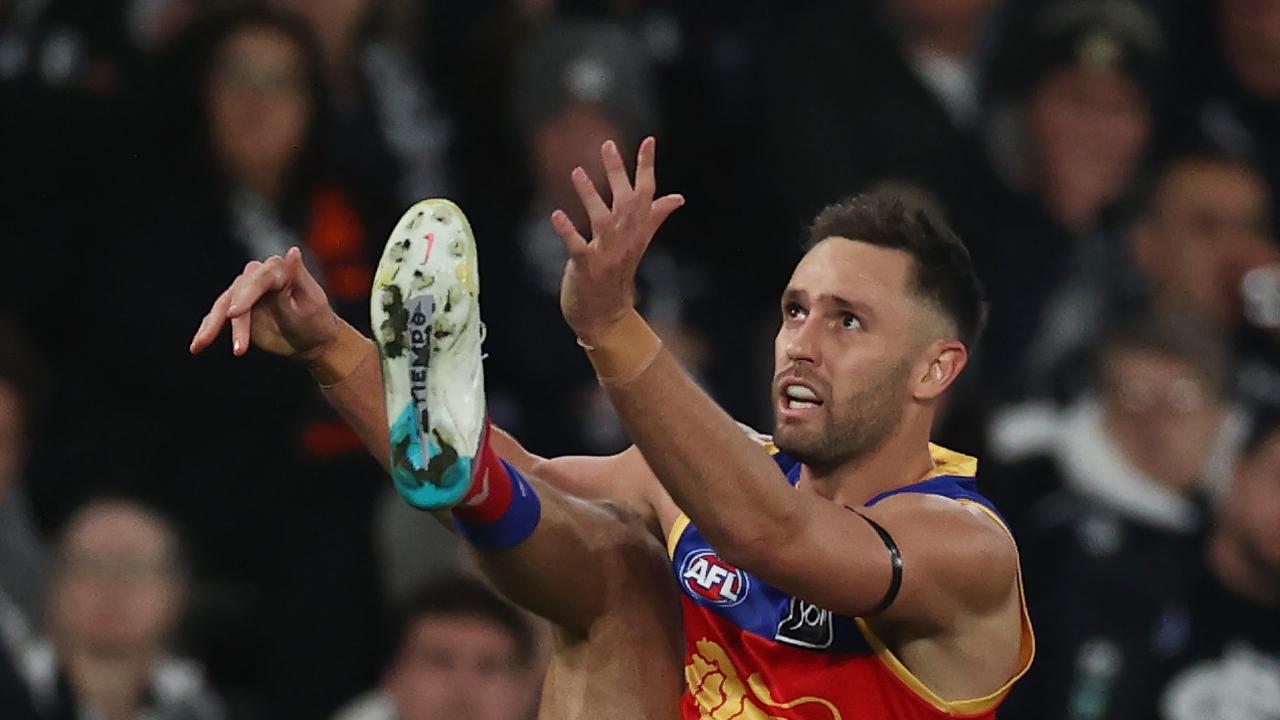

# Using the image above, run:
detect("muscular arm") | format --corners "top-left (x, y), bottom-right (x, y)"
top-left (492, 430), bottom-right (665, 539)
top-left (551, 137), bottom-right (1015, 629)
top-left (310, 320), bottom-right (389, 469)
top-left (311, 319), bottom-right (663, 527)
top-left (594, 329), bottom-right (1014, 628)
top-left (190, 251), bottom-right (667, 636)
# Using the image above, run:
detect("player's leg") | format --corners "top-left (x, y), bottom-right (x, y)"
top-left (366, 200), bottom-right (658, 635)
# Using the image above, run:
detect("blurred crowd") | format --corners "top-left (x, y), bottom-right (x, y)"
top-left (1, 0), bottom-right (1279, 718)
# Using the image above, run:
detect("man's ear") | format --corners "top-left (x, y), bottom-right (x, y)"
top-left (913, 340), bottom-right (967, 401)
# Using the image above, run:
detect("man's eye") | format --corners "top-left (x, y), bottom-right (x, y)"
top-left (785, 303), bottom-right (807, 320)
top-left (841, 313), bottom-right (862, 330)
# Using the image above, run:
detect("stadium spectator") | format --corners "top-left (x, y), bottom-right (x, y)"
top-left (16, 499), bottom-right (225, 720)
top-left (270, 0), bottom-right (453, 206)
top-left (1020, 143), bottom-right (1279, 403)
top-left (332, 573), bottom-right (543, 720)
top-left (1130, 146), bottom-right (1280, 408)
top-left (978, 0), bottom-right (1164, 393)
top-left (122, 5), bottom-right (395, 330)
top-left (1155, 407), bottom-right (1280, 719)
top-left (104, 9), bottom-right (396, 714)
top-left (1131, 149), bottom-right (1277, 334)
top-left (1167, 0), bottom-right (1280, 228)
top-left (988, 315), bottom-right (1234, 719)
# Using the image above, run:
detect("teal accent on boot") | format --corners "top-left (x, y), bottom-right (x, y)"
top-left (389, 404), bottom-right (475, 510)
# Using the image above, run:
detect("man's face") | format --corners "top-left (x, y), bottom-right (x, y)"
top-left (1225, 429), bottom-right (1280, 576)
top-left (206, 26), bottom-right (311, 193)
top-left (1101, 349), bottom-right (1226, 491)
top-left (51, 505), bottom-right (182, 653)
top-left (533, 102), bottom-right (624, 227)
top-left (1028, 64), bottom-right (1150, 225)
top-left (385, 615), bottom-right (532, 720)
top-left (772, 239), bottom-right (933, 468)
top-left (1136, 160), bottom-right (1276, 330)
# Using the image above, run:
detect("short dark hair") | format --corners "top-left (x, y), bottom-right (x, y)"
top-left (1135, 139), bottom-right (1270, 221)
top-left (160, 4), bottom-right (332, 206)
top-left (806, 195), bottom-right (988, 348)
top-left (56, 496), bottom-right (191, 584)
top-left (1095, 310), bottom-right (1232, 398)
top-left (394, 573), bottom-right (535, 668)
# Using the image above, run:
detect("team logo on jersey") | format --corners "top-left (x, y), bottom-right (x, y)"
top-left (680, 550), bottom-right (750, 606)
top-left (775, 597), bottom-right (835, 649)
top-left (686, 638), bottom-right (843, 719)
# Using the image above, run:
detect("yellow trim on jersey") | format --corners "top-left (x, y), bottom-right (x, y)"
top-left (853, 499), bottom-right (1035, 716)
top-left (664, 439), bottom-right (976, 563)
top-left (925, 444), bottom-right (978, 479)
top-left (667, 513), bottom-right (691, 560)
top-left (666, 433), bottom-right (1029, 713)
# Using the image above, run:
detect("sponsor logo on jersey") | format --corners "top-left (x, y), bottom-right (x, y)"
top-left (775, 597), bottom-right (835, 649)
top-left (680, 550), bottom-right (750, 606)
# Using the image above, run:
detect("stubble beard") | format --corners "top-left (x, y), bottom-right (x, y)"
top-left (774, 359), bottom-right (913, 472)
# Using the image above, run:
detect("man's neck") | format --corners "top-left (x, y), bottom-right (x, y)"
top-left (1209, 529), bottom-right (1280, 606)
top-left (237, 166), bottom-right (287, 206)
top-left (799, 423), bottom-right (937, 508)
top-left (64, 644), bottom-right (157, 720)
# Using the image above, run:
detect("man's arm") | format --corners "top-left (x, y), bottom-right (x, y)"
top-left (550, 138), bottom-right (1016, 628)
top-left (263, 289), bottom-right (667, 530)
top-left (313, 332), bottom-right (671, 627)
top-left (188, 248), bottom-right (664, 636)
top-left (491, 429), bottom-right (668, 540)
top-left (593, 337), bottom-right (1013, 628)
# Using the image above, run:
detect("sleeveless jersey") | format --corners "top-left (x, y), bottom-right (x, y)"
top-left (667, 443), bottom-right (1035, 719)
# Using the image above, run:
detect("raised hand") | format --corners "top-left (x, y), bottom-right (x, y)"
top-left (550, 136), bottom-right (684, 345)
top-left (189, 246), bottom-right (340, 361)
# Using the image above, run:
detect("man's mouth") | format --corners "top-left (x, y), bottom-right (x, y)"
top-left (780, 382), bottom-right (824, 412)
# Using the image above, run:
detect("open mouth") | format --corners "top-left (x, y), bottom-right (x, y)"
top-left (781, 383), bottom-right (824, 411)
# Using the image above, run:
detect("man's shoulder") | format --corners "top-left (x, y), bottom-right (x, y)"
top-left (875, 490), bottom-right (1015, 547)
top-left (872, 491), bottom-right (1020, 603)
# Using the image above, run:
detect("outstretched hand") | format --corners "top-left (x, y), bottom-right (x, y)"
top-left (550, 137), bottom-right (684, 345)
top-left (189, 246), bottom-right (340, 361)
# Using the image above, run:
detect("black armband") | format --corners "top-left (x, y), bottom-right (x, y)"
top-left (849, 508), bottom-right (903, 616)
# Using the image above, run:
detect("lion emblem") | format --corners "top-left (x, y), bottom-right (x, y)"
top-left (685, 638), bottom-right (843, 720)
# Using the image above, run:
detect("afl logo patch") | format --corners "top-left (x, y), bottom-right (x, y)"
top-left (680, 550), bottom-right (750, 606)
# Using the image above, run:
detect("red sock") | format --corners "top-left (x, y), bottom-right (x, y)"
top-left (451, 422), bottom-right (543, 549)
top-left (453, 423), bottom-right (515, 523)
